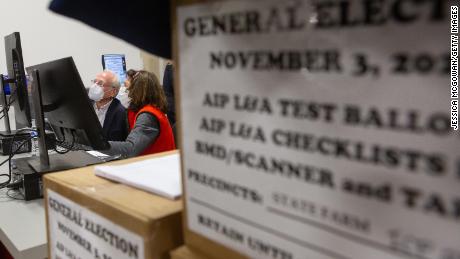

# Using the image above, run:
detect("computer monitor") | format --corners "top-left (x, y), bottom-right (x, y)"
top-left (102, 54), bottom-right (126, 84)
top-left (4, 32), bottom-right (32, 130)
top-left (26, 57), bottom-right (110, 173)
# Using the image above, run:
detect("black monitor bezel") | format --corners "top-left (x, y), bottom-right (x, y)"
top-left (101, 54), bottom-right (127, 82)
top-left (26, 57), bottom-right (109, 150)
top-left (4, 32), bottom-right (32, 129)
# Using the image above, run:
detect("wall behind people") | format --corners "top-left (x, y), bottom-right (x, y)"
top-left (140, 51), bottom-right (171, 83)
top-left (0, 0), bottom-right (143, 85)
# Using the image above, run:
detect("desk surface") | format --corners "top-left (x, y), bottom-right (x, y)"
top-left (0, 151), bottom-right (47, 259)
top-left (0, 190), bottom-right (46, 259)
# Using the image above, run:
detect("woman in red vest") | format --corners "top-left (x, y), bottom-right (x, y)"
top-left (103, 70), bottom-right (176, 158)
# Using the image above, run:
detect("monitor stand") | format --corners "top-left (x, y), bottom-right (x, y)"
top-left (27, 150), bottom-right (104, 174)
top-left (26, 69), bottom-right (105, 174)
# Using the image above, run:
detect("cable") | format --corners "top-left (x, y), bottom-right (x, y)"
top-left (0, 128), bottom-right (34, 189)
top-left (0, 97), bottom-right (16, 120)
top-left (0, 96), bottom-right (17, 120)
top-left (53, 130), bottom-right (76, 154)
top-left (0, 136), bottom-right (33, 189)
top-left (5, 179), bottom-right (22, 190)
top-left (52, 127), bottom-right (67, 146)
top-left (0, 136), bottom-right (33, 188)
top-left (0, 87), bottom-right (17, 120)
top-left (8, 135), bottom-right (33, 184)
top-left (6, 189), bottom-right (24, 200)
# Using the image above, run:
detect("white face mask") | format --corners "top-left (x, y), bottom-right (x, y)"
top-left (116, 86), bottom-right (131, 108)
top-left (88, 83), bottom-right (104, 101)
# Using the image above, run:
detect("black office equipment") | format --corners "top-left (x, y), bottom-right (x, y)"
top-left (25, 57), bottom-right (111, 174)
top-left (11, 157), bottom-right (42, 200)
top-left (11, 150), bottom-right (106, 200)
top-left (3, 32), bottom-right (32, 130)
top-left (0, 32), bottom-right (32, 154)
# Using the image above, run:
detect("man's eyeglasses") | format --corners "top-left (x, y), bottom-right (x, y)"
top-left (91, 79), bottom-right (106, 86)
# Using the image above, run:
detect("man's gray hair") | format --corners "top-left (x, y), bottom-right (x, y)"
top-left (104, 70), bottom-right (121, 95)
top-left (111, 77), bottom-right (121, 89)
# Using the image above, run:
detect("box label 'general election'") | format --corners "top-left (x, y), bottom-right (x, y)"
top-left (178, 1), bottom-right (459, 259)
top-left (47, 190), bottom-right (145, 259)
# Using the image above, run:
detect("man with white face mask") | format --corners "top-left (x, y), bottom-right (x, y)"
top-left (89, 70), bottom-right (128, 141)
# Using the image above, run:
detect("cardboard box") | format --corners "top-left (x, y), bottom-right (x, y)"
top-left (44, 151), bottom-right (183, 259)
top-left (170, 246), bottom-right (210, 259)
top-left (172, 0), bottom-right (459, 258)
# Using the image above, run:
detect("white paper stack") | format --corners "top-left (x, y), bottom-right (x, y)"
top-left (94, 153), bottom-right (182, 200)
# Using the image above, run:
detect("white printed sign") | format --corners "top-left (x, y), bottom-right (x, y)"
top-left (47, 189), bottom-right (145, 259)
top-left (178, 1), bottom-right (459, 259)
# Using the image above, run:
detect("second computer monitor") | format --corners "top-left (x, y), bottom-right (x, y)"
top-left (102, 54), bottom-right (126, 84)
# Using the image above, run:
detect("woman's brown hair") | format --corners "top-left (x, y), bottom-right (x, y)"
top-left (128, 70), bottom-right (167, 113)
top-left (126, 69), bottom-right (138, 82)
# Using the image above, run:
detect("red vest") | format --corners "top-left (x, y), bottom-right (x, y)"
top-left (127, 105), bottom-right (176, 155)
